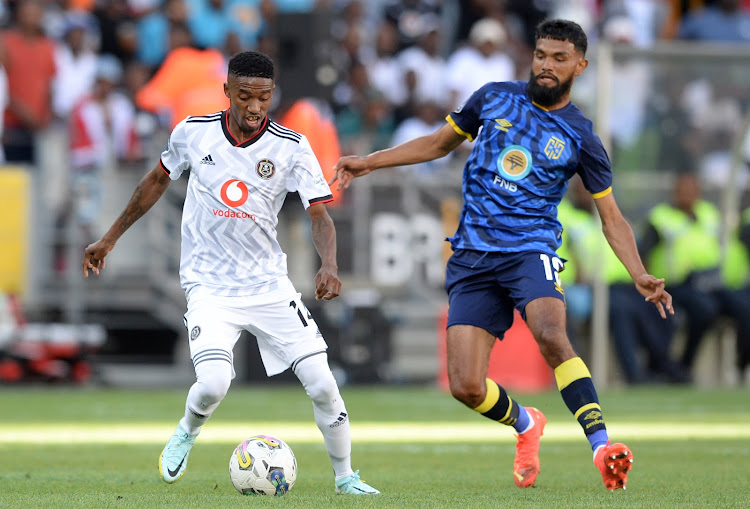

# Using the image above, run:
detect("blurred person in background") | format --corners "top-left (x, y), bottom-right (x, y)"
top-left (55, 55), bottom-right (142, 272)
top-left (445, 17), bottom-right (515, 112)
top-left (396, 19), bottom-right (447, 124)
top-left (562, 177), bottom-right (689, 385)
top-left (93, 0), bottom-right (137, 64)
top-left (381, 0), bottom-right (442, 51)
top-left (722, 200), bottom-right (750, 381)
top-left (366, 22), bottom-right (407, 115)
top-left (334, 59), bottom-right (394, 155)
top-left (82, 50), bottom-right (379, 495)
top-left (135, 0), bottom-right (189, 70)
top-left (52, 11), bottom-right (99, 119)
top-left (1, 0), bottom-right (56, 164)
top-left (678, 0), bottom-right (750, 42)
top-left (135, 22), bottom-right (228, 129)
top-left (276, 96), bottom-right (344, 206)
top-left (639, 172), bottom-right (750, 379)
top-left (389, 99), bottom-right (450, 177)
top-left (332, 19), bottom-right (674, 491)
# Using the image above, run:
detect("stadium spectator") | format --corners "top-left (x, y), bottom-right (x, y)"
top-left (135, 0), bottom-right (189, 69)
top-left (82, 50), bottom-right (380, 496)
top-left (561, 177), bottom-right (689, 384)
top-left (276, 97), bottom-right (344, 206)
top-left (397, 19), bottom-right (447, 118)
top-left (444, 17), bottom-right (515, 111)
top-left (52, 11), bottom-right (99, 119)
top-left (93, 0), bottom-right (137, 64)
top-left (367, 22), bottom-right (408, 112)
top-left (1, 0), bottom-right (56, 164)
top-left (334, 59), bottom-right (394, 156)
top-left (185, 0), bottom-right (263, 53)
top-left (332, 19), bottom-right (668, 491)
top-left (639, 172), bottom-right (750, 377)
top-left (381, 0), bottom-right (442, 51)
top-left (389, 100), bottom-right (450, 176)
top-left (678, 0), bottom-right (750, 42)
top-left (135, 23), bottom-right (228, 129)
top-left (58, 54), bottom-right (142, 259)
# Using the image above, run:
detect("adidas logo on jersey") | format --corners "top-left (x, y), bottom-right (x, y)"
top-left (200, 154), bottom-right (215, 165)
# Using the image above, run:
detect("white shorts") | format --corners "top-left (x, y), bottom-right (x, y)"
top-left (183, 277), bottom-right (327, 377)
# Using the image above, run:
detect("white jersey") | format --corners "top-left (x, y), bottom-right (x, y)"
top-left (160, 110), bottom-right (333, 298)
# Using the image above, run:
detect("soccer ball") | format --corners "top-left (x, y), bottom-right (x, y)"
top-left (228, 435), bottom-right (297, 496)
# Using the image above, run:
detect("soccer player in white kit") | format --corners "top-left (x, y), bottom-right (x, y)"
top-left (82, 51), bottom-right (380, 495)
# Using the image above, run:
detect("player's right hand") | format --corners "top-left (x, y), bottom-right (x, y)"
top-left (329, 155), bottom-right (372, 191)
top-left (82, 239), bottom-right (114, 277)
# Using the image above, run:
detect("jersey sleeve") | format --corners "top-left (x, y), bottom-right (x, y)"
top-left (288, 135), bottom-right (334, 209)
top-left (576, 132), bottom-right (613, 198)
top-left (445, 83), bottom-right (489, 142)
top-left (159, 119), bottom-right (191, 180)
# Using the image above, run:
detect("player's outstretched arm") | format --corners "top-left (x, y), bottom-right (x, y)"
top-left (593, 192), bottom-right (674, 318)
top-left (82, 164), bottom-right (171, 277)
top-left (329, 123), bottom-right (465, 191)
top-left (308, 203), bottom-right (341, 301)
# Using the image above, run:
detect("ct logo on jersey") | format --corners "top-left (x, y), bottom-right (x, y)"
top-left (256, 158), bottom-right (276, 180)
top-left (544, 136), bottom-right (566, 160)
top-left (497, 145), bottom-right (532, 181)
top-left (220, 179), bottom-right (249, 207)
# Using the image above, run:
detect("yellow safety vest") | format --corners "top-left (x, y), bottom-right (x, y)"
top-left (722, 208), bottom-right (750, 289)
top-left (647, 200), bottom-right (721, 285)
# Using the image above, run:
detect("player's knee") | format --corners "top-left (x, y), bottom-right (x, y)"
top-left (196, 371), bottom-right (231, 405)
top-left (304, 372), bottom-right (339, 405)
top-left (449, 378), bottom-right (484, 408)
top-left (534, 325), bottom-right (574, 364)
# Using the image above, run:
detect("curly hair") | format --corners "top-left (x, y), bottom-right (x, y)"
top-left (228, 51), bottom-right (275, 80)
top-left (534, 19), bottom-right (588, 56)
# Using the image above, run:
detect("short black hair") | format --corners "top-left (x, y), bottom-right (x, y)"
top-left (534, 19), bottom-right (588, 56)
top-left (228, 51), bottom-right (275, 80)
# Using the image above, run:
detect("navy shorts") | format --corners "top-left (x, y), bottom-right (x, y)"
top-left (444, 249), bottom-right (566, 339)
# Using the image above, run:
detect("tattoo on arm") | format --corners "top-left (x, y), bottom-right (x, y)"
top-left (311, 214), bottom-right (336, 262)
top-left (117, 182), bottom-right (147, 234)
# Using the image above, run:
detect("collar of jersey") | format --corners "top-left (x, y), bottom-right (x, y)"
top-left (221, 110), bottom-right (269, 148)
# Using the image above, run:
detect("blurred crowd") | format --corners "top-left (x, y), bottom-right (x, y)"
top-left (1, 0), bottom-right (750, 386)
top-left (2, 0), bottom-right (750, 166)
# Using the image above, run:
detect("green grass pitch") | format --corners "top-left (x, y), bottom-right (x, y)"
top-left (1, 385), bottom-right (749, 508)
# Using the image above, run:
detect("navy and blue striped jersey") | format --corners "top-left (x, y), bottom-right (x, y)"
top-left (446, 80), bottom-right (612, 254)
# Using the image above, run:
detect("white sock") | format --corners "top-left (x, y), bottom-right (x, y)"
top-left (294, 353), bottom-right (353, 479)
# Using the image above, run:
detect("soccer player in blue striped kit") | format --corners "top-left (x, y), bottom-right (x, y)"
top-left (331, 19), bottom-right (673, 490)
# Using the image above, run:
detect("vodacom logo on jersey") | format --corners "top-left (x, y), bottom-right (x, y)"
top-left (214, 179), bottom-right (256, 220)
top-left (220, 179), bottom-right (249, 207)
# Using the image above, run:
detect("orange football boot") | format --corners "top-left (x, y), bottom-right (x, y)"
top-left (513, 407), bottom-right (547, 487)
top-left (594, 442), bottom-right (633, 490)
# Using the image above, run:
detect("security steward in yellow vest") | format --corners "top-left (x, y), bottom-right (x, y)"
top-left (560, 177), bottom-right (687, 384)
top-left (639, 173), bottom-right (750, 375)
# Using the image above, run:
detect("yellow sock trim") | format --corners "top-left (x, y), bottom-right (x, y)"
top-left (574, 402), bottom-right (601, 420)
top-left (473, 378), bottom-right (500, 414)
top-left (498, 395), bottom-right (514, 424)
top-left (554, 357), bottom-right (592, 391)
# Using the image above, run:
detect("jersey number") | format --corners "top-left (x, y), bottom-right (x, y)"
top-left (539, 253), bottom-right (564, 286)
top-left (289, 300), bottom-right (312, 327)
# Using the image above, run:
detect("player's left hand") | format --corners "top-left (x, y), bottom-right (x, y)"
top-left (83, 238), bottom-right (115, 277)
top-left (635, 273), bottom-right (674, 319)
top-left (315, 264), bottom-right (341, 300)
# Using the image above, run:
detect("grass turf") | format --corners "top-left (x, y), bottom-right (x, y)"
top-left (1, 385), bottom-right (748, 508)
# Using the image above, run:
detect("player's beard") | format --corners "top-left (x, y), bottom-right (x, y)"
top-left (526, 70), bottom-right (573, 108)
